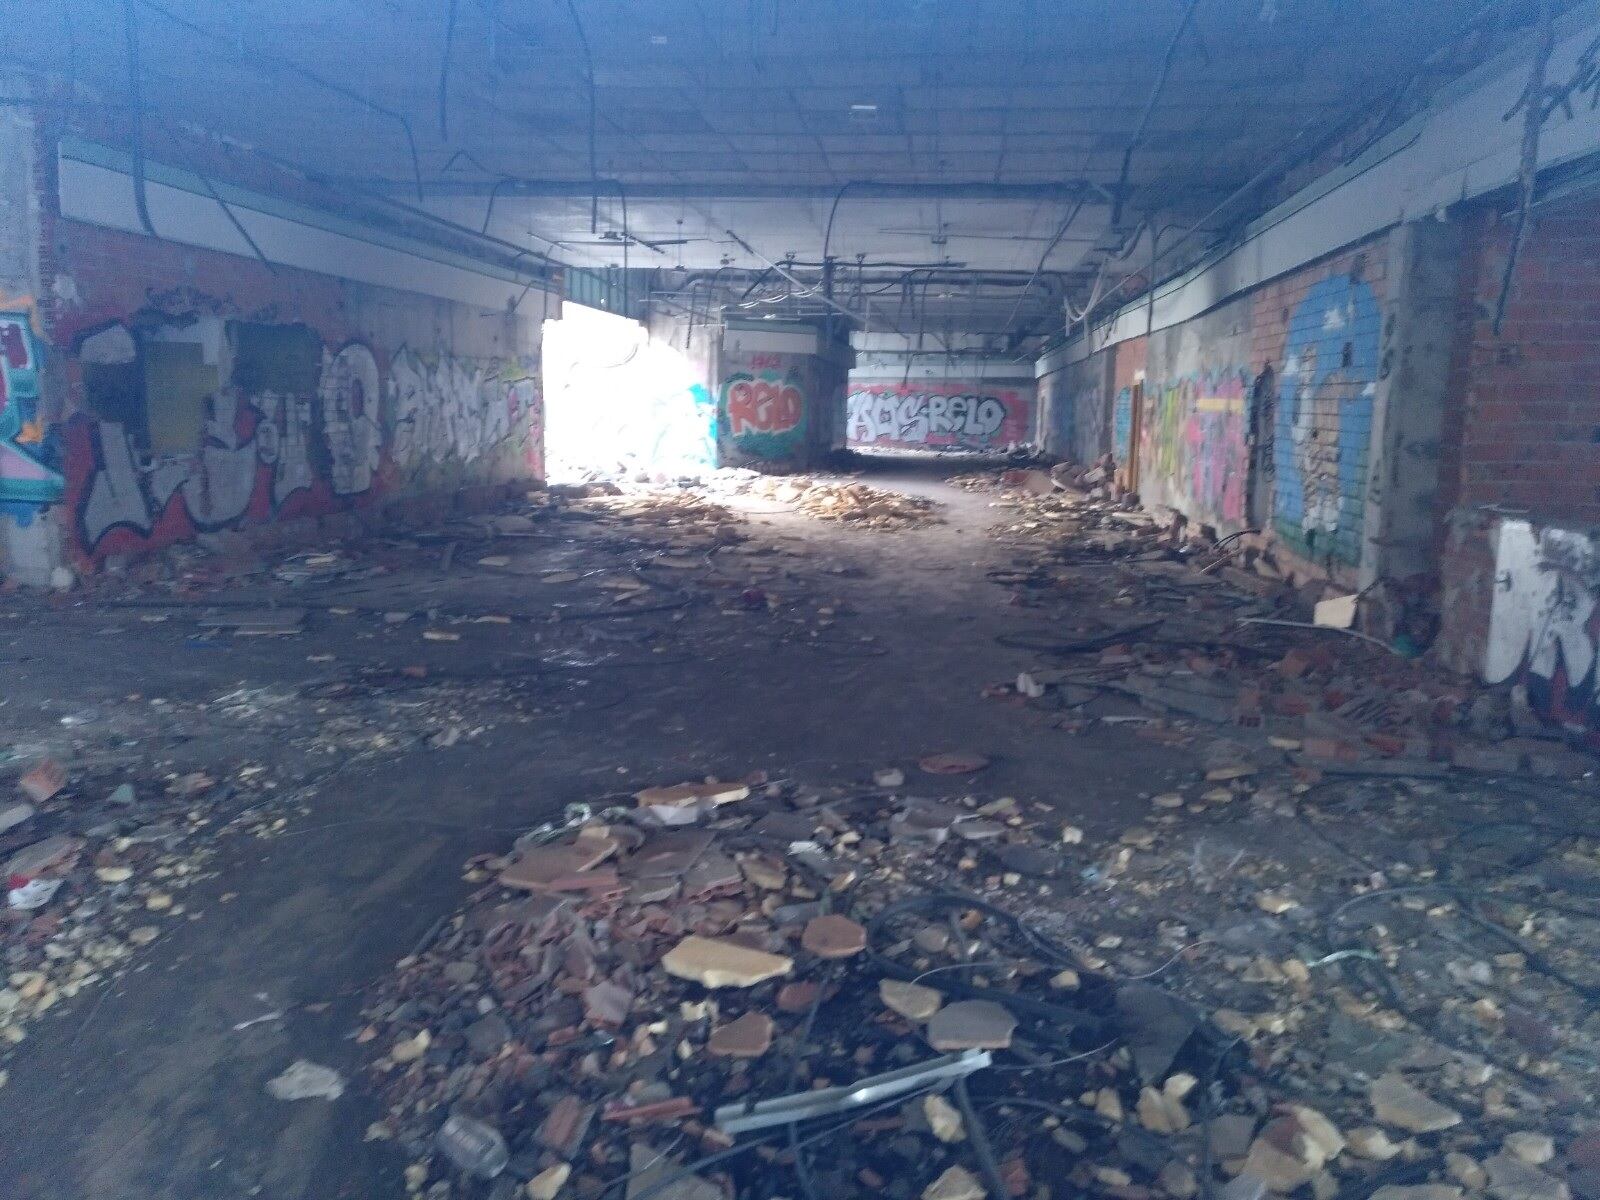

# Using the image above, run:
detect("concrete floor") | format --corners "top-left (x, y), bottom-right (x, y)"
top-left (0, 460), bottom-right (1195, 1199)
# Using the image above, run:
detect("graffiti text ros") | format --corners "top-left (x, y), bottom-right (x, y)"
top-left (847, 385), bottom-right (1027, 450)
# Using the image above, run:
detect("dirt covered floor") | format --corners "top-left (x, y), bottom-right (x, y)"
top-left (2, 459), bottom-right (1598, 1200)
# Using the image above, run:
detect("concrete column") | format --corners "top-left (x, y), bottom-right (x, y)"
top-left (0, 98), bottom-right (67, 587)
top-left (717, 320), bottom-right (851, 471)
top-left (1358, 217), bottom-right (1465, 602)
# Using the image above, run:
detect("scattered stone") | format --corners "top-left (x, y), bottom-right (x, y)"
top-left (392, 1030), bottom-right (432, 1063)
top-left (874, 768), bottom-right (906, 788)
top-left (1485, 1155), bottom-right (1571, 1200)
top-left (1347, 1127), bottom-right (1404, 1161)
top-left (1370, 1187), bottom-right (1463, 1200)
top-left (1160, 1161), bottom-right (1199, 1199)
top-left (926, 999), bottom-right (1017, 1051)
top-left (1255, 892), bottom-right (1298, 915)
top-left (1370, 1074), bottom-right (1462, 1134)
top-left (526, 1164), bottom-right (571, 1200)
top-left (924, 1093), bottom-right (965, 1143)
top-left (661, 936), bottom-right (792, 988)
top-left (880, 978), bottom-right (943, 1021)
top-left (1447, 1154), bottom-right (1488, 1191)
top-left (923, 1164), bottom-right (986, 1200)
top-left (1505, 1133), bottom-right (1555, 1166)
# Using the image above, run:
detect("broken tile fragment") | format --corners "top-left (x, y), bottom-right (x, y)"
top-left (918, 752), bottom-right (991, 775)
top-left (17, 759), bottom-right (66, 804)
top-left (801, 913), bottom-right (867, 959)
top-left (1369, 1074), bottom-right (1462, 1134)
top-left (880, 978), bottom-right (943, 1021)
top-left (776, 981), bottom-right (821, 1013)
top-left (499, 835), bottom-right (619, 891)
top-left (538, 1096), bottom-right (596, 1157)
top-left (707, 1011), bottom-right (773, 1058)
top-left (634, 780), bottom-right (750, 809)
top-left (661, 936), bottom-right (792, 988)
top-left (926, 999), bottom-right (1016, 1051)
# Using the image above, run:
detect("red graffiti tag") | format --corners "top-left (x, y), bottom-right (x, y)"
top-left (726, 378), bottom-right (802, 437)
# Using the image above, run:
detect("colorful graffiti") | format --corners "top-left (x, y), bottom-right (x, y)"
top-left (69, 337), bottom-right (543, 562)
top-left (1273, 274), bottom-right (1380, 564)
top-left (722, 369), bottom-right (806, 459)
top-left (1486, 518), bottom-right (1600, 737)
top-left (0, 311), bottom-right (64, 519)
top-left (1138, 367), bottom-right (1250, 526)
top-left (1112, 387), bottom-right (1133, 465)
top-left (846, 382), bottom-right (1032, 451)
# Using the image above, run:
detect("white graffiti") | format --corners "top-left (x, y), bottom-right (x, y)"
top-left (389, 347), bottom-right (527, 470)
top-left (319, 343), bottom-right (382, 495)
top-left (847, 389), bottom-right (1009, 446)
top-left (1486, 518), bottom-right (1599, 700)
top-left (81, 393), bottom-right (269, 548)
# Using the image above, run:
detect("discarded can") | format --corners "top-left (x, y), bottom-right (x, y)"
top-left (435, 1113), bottom-right (508, 1178)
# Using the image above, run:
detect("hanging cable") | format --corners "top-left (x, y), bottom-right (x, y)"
top-left (1493, 0), bottom-right (1558, 335)
top-left (438, 0), bottom-right (458, 141)
top-left (1111, 0), bottom-right (1202, 227)
top-left (135, 0), bottom-right (426, 202)
top-left (562, 0), bottom-right (601, 232)
top-left (121, 0), bottom-right (158, 239)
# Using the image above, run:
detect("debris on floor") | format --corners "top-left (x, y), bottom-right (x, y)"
top-left (352, 723), bottom-right (1599, 1200)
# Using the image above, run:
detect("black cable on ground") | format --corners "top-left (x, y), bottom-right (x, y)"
top-left (995, 620), bottom-right (1162, 654)
top-left (953, 1076), bottom-right (1012, 1200)
top-left (864, 892), bottom-right (1108, 1042)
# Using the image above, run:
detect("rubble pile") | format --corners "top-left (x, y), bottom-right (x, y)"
top-left (358, 774), bottom-right (1190, 1200)
top-left (971, 470), bottom-right (1589, 776)
top-left (356, 749), bottom-right (1600, 1200)
top-left (717, 475), bottom-right (943, 529)
top-left (0, 759), bottom-right (241, 1080)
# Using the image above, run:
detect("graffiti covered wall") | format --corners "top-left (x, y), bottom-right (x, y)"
top-left (43, 217), bottom-right (546, 566)
top-left (1266, 273), bottom-right (1381, 564)
top-left (65, 330), bottom-right (542, 563)
top-left (1136, 299), bottom-right (1252, 530)
top-left (846, 379), bottom-right (1034, 451)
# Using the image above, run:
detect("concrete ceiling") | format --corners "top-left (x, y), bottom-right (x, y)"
top-left (8, 0), bottom-right (1552, 337)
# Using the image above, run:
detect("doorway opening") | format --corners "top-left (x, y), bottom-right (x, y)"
top-left (541, 303), bottom-right (716, 484)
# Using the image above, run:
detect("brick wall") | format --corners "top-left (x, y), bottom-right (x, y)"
top-left (1435, 191), bottom-right (1600, 737)
top-left (1448, 197), bottom-right (1600, 521)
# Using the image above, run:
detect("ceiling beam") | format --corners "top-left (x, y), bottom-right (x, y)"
top-left (347, 178), bottom-right (1111, 201)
